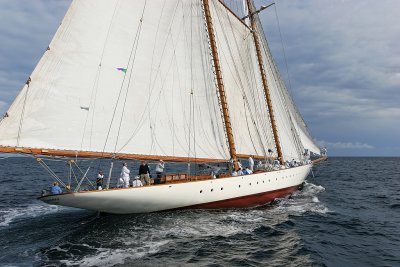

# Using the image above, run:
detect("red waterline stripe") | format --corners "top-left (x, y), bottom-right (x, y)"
top-left (182, 184), bottom-right (301, 210)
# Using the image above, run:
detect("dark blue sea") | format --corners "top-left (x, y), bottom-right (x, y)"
top-left (0, 157), bottom-right (399, 266)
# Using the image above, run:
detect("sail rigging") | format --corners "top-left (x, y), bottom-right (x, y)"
top-left (0, 0), bottom-right (327, 214)
top-left (0, 0), bottom-right (234, 160)
top-left (0, 0), bottom-right (320, 163)
top-left (250, 5), bottom-right (320, 157)
top-left (210, 0), bottom-right (277, 158)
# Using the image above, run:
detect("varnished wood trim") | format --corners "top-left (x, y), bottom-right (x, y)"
top-left (203, 0), bottom-right (238, 166)
top-left (0, 145), bottom-right (227, 163)
top-left (312, 156), bottom-right (327, 164)
top-left (216, 0), bottom-right (251, 30)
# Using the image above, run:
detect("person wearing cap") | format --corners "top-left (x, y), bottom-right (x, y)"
top-left (132, 176), bottom-right (143, 187)
top-left (155, 159), bottom-right (165, 184)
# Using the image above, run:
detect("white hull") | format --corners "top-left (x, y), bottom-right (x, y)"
top-left (39, 165), bottom-right (311, 214)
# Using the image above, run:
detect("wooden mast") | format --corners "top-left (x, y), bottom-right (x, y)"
top-left (202, 0), bottom-right (238, 168)
top-left (246, 0), bottom-right (284, 164)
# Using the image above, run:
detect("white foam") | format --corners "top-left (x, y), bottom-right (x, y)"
top-left (58, 240), bottom-right (169, 267)
top-left (271, 182), bottom-right (331, 215)
top-left (312, 196), bottom-right (320, 203)
top-left (0, 203), bottom-right (65, 227)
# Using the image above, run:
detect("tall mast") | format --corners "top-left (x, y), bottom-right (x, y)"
top-left (246, 0), bottom-right (284, 164)
top-left (202, 0), bottom-right (238, 167)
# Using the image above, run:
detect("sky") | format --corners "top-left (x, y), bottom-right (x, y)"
top-left (0, 0), bottom-right (399, 156)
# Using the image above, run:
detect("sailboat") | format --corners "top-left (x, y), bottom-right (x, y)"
top-left (0, 0), bottom-right (325, 214)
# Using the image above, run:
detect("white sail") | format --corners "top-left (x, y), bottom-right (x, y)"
top-left (249, 10), bottom-right (305, 161)
top-left (258, 21), bottom-right (320, 156)
top-left (0, 0), bottom-right (231, 160)
top-left (210, 0), bottom-right (277, 158)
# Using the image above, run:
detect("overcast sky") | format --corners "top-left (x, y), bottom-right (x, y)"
top-left (0, 0), bottom-right (398, 156)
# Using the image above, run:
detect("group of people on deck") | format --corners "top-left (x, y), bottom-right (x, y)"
top-left (112, 160), bottom-right (165, 189)
top-left (49, 156), bottom-right (262, 195)
top-left (231, 157), bottom-right (254, 177)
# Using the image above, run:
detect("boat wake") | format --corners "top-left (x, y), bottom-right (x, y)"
top-left (36, 182), bottom-right (329, 266)
top-left (272, 181), bottom-right (331, 215)
top-left (55, 240), bottom-right (170, 266)
top-left (0, 203), bottom-right (64, 227)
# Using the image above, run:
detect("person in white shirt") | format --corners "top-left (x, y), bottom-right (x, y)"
top-left (245, 166), bottom-right (253, 174)
top-left (231, 170), bottom-right (238, 177)
top-left (119, 162), bottom-right (130, 188)
top-left (132, 176), bottom-right (143, 187)
top-left (237, 168), bottom-right (243, 176)
top-left (248, 157), bottom-right (254, 171)
top-left (155, 159), bottom-right (165, 184)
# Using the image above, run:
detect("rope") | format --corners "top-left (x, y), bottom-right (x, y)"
top-left (214, 4), bottom-right (269, 157)
top-left (273, 4), bottom-right (293, 95)
top-left (36, 158), bottom-right (67, 188)
top-left (116, 0), bottom-right (181, 153)
top-left (80, 0), bottom-right (120, 152)
top-left (99, 0), bottom-right (148, 159)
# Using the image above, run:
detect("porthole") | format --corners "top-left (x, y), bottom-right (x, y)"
top-left (249, 183), bottom-right (251, 186)
top-left (221, 187), bottom-right (223, 190)
top-left (211, 189), bottom-right (214, 192)
top-left (200, 190), bottom-right (203, 193)
top-left (276, 178), bottom-right (277, 181)
top-left (257, 182), bottom-right (259, 184)
top-left (263, 181), bottom-right (265, 183)
top-left (239, 185), bottom-right (241, 188)
top-left (269, 179), bottom-right (270, 182)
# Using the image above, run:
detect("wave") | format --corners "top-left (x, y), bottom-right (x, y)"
top-left (0, 203), bottom-right (65, 227)
top-left (271, 182), bottom-right (331, 215)
top-left (52, 240), bottom-right (170, 266)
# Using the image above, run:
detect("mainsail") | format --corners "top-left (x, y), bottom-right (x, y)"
top-left (0, 0), bottom-right (319, 163)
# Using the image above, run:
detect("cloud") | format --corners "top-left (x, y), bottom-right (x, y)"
top-left (255, 0), bottom-right (400, 155)
top-left (0, 0), bottom-right (398, 156)
top-left (0, 0), bottom-right (71, 110)
top-left (317, 140), bottom-right (374, 150)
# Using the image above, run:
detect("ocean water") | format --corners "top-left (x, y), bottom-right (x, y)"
top-left (0, 157), bottom-right (399, 266)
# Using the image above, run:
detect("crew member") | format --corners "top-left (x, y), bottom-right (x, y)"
top-left (139, 161), bottom-right (151, 186)
top-left (51, 182), bottom-right (62, 195)
top-left (119, 162), bottom-right (130, 188)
